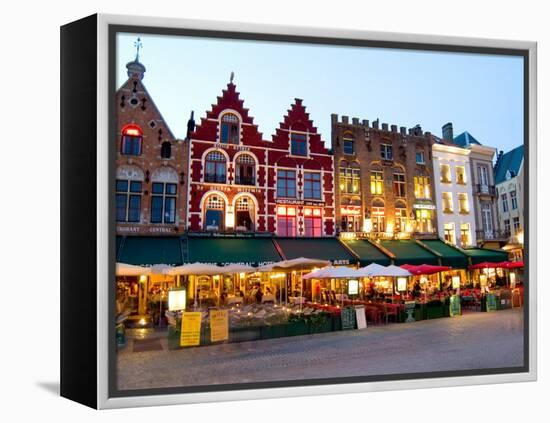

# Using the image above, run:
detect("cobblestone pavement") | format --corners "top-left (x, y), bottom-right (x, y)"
top-left (117, 309), bottom-right (524, 391)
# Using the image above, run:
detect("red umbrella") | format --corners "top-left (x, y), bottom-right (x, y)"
top-left (400, 264), bottom-right (451, 275)
top-left (495, 261), bottom-right (524, 269)
top-left (468, 261), bottom-right (500, 270)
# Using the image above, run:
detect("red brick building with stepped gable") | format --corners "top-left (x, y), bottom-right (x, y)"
top-left (186, 79), bottom-right (335, 236)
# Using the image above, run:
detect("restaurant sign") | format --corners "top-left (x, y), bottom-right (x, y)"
top-left (355, 306), bottom-right (367, 329)
top-left (485, 293), bottom-right (497, 312)
top-left (180, 312), bottom-right (202, 347)
top-left (341, 307), bottom-right (356, 330)
top-left (404, 301), bottom-right (416, 322)
top-left (413, 203), bottom-right (436, 210)
top-left (210, 310), bottom-right (229, 343)
top-left (449, 295), bottom-right (461, 317)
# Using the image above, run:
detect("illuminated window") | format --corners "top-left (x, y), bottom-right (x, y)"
top-left (381, 144), bottom-right (393, 161)
top-left (220, 113), bottom-right (240, 144)
top-left (235, 154), bottom-right (256, 185)
top-left (372, 205), bottom-right (386, 233)
top-left (116, 179), bottom-right (142, 222)
top-left (151, 182), bottom-right (177, 224)
top-left (277, 206), bottom-right (296, 236)
top-left (513, 217), bottom-right (521, 232)
top-left (414, 175), bottom-right (431, 199)
top-left (442, 192), bottom-right (453, 213)
top-left (290, 132), bottom-right (307, 156)
top-left (121, 124), bottom-right (143, 156)
top-left (304, 207), bottom-right (322, 237)
top-left (370, 171), bottom-right (384, 195)
top-left (458, 193), bottom-right (469, 213)
top-left (340, 207), bottom-right (361, 232)
top-left (343, 133), bottom-right (354, 155)
top-left (504, 219), bottom-right (511, 235)
top-left (277, 170), bottom-right (296, 198)
top-left (304, 172), bottom-right (322, 200)
top-left (444, 222), bottom-right (455, 244)
top-left (204, 151), bottom-right (227, 183)
top-left (460, 223), bottom-right (471, 247)
top-left (235, 196), bottom-right (255, 231)
top-left (456, 166), bottom-right (466, 184)
top-left (395, 206), bottom-right (407, 232)
top-left (393, 172), bottom-right (406, 197)
top-left (415, 209), bottom-right (434, 233)
top-left (440, 164), bottom-right (451, 183)
top-left (339, 161), bottom-right (360, 194)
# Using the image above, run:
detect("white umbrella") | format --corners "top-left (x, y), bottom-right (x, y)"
top-left (219, 263), bottom-right (257, 274)
top-left (166, 262), bottom-right (223, 276)
top-left (383, 265), bottom-right (413, 277)
top-left (263, 257), bottom-right (330, 271)
top-left (150, 263), bottom-right (174, 275)
top-left (303, 265), bottom-right (362, 279)
top-left (357, 263), bottom-right (389, 277)
top-left (115, 262), bottom-right (151, 276)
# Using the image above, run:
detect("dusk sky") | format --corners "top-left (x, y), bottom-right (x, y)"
top-left (116, 33), bottom-right (524, 155)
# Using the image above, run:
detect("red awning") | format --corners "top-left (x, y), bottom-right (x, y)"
top-left (495, 261), bottom-right (525, 269)
top-left (468, 261), bottom-right (500, 270)
top-left (400, 264), bottom-right (452, 275)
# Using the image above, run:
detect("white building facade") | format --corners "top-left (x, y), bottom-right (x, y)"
top-left (432, 142), bottom-right (477, 247)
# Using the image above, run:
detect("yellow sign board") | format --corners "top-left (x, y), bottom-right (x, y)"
top-left (180, 312), bottom-right (202, 347)
top-left (210, 310), bottom-right (229, 343)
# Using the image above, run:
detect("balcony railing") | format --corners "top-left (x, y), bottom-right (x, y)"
top-left (476, 229), bottom-right (510, 241)
top-left (234, 176), bottom-right (255, 186)
top-left (204, 174), bottom-right (227, 184)
top-left (475, 184), bottom-right (496, 195)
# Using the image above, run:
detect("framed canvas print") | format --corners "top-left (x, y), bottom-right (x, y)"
top-left (60, 13), bottom-right (537, 409)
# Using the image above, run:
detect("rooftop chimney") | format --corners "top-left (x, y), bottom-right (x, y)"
top-left (442, 122), bottom-right (454, 141)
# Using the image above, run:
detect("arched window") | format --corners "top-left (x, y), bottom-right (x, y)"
top-left (121, 124), bottom-right (143, 156)
top-left (220, 113), bottom-right (240, 144)
top-left (235, 154), bottom-right (256, 185)
top-left (235, 196), bottom-right (255, 231)
top-left (204, 151), bottom-right (227, 183)
top-left (204, 194), bottom-right (226, 231)
top-left (339, 161), bottom-right (360, 194)
top-left (160, 141), bottom-right (171, 159)
top-left (150, 167), bottom-right (178, 224)
top-left (343, 132), bottom-right (354, 155)
top-left (371, 199), bottom-right (385, 233)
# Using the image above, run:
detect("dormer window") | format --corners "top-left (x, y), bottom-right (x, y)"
top-left (220, 113), bottom-right (240, 144)
top-left (290, 132), bottom-right (307, 156)
top-left (121, 124), bottom-right (143, 156)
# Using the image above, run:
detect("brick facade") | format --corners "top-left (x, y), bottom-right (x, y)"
top-left (187, 81), bottom-right (335, 236)
top-left (115, 58), bottom-right (188, 235)
top-left (331, 115), bottom-right (437, 239)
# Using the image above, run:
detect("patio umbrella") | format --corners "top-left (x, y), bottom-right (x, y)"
top-left (150, 263), bottom-right (174, 275)
top-left (219, 263), bottom-right (256, 274)
top-left (401, 264), bottom-right (451, 275)
top-left (357, 263), bottom-right (389, 277)
top-left (468, 262), bottom-right (500, 270)
top-left (115, 262), bottom-right (151, 276)
top-left (495, 261), bottom-right (524, 269)
top-left (166, 262), bottom-right (223, 276)
top-left (303, 265), bottom-right (362, 279)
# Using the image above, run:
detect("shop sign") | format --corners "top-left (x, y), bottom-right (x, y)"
top-left (332, 259), bottom-right (350, 265)
top-left (117, 225), bottom-right (141, 233)
top-left (341, 206), bottom-right (361, 215)
top-left (449, 295), bottom-right (461, 317)
top-left (180, 312), bottom-right (202, 347)
top-left (341, 307), bottom-right (356, 330)
top-left (355, 306), bottom-right (367, 329)
top-left (404, 301), bottom-right (416, 322)
top-left (413, 203), bottom-right (436, 210)
top-left (486, 293), bottom-right (497, 312)
top-left (210, 310), bottom-right (229, 342)
top-left (214, 142), bottom-right (250, 152)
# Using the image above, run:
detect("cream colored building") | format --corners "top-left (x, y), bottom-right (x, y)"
top-left (432, 140), bottom-right (476, 247)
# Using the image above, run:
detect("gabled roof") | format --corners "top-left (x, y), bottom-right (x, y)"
top-left (453, 131), bottom-right (481, 147)
top-left (494, 145), bottom-right (524, 184)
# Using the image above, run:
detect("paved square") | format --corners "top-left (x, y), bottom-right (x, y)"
top-left (117, 309), bottom-right (524, 391)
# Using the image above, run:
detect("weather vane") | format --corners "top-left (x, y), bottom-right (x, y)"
top-left (230, 71), bottom-right (234, 83)
top-left (134, 37), bottom-right (143, 61)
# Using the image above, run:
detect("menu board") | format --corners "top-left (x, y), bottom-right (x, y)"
top-left (449, 295), bottom-right (461, 317)
top-left (486, 293), bottom-right (497, 312)
top-left (512, 288), bottom-right (522, 308)
top-left (355, 306), bottom-right (367, 329)
top-left (341, 307), bottom-right (356, 330)
top-left (180, 312), bottom-right (202, 347)
top-left (210, 309), bottom-right (229, 342)
top-left (404, 301), bottom-right (416, 322)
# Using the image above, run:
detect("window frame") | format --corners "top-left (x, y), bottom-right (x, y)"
top-left (290, 132), bottom-right (308, 157)
top-left (304, 172), bottom-right (322, 200)
top-left (277, 169), bottom-right (297, 198)
top-left (204, 151), bottom-right (227, 184)
top-left (115, 178), bottom-right (142, 223)
top-left (150, 182), bottom-right (177, 224)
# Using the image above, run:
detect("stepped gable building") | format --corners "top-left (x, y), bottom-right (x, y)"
top-left (186, 78), bottom-right (335, 236)
top-left (115, 48), bottom-right (187, 235)
top-left (331, 115), bottom-right (437, 239)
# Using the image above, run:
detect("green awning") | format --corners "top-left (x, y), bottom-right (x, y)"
top-left (420, 239), bottom-right (469, 268)
top-left (462, 247), bottom-right (509, 265)
top-left (117, 236), bottom-right (184, 265)
top-left (342, 239), bottom-right (391, 266)
top-left (379, 240), bottom-right (439, 265)
top-left (274, 238), bottom-right (357, 265)
top-left (185, 236), bottom-right (282, 266)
